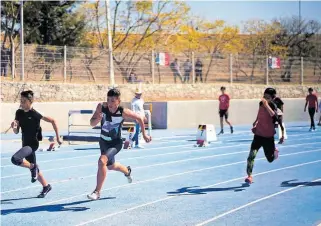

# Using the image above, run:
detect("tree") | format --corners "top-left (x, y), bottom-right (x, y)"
top-left (236, 19), bottom-right (286, 83)
top-left (80, 0), bottom-right (190, 82)
top-left (1, 1), bottom-right (20, 49)
top-left (271, 16), bottom-right (321, 81)
top-left (1, 1), bottom-right (86, 80)
top-left (197, 20), bottom-right (241, 82)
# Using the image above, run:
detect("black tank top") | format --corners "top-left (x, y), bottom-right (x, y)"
top-left (100, 105), bottom-right (124, 141)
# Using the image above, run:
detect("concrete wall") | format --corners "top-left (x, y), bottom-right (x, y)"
top-left (166, 99), bottom-right (310, 129)
top-left (1, 99), bottom-right (317, 134)
top-left (1, 81), bottom-right (321, 102)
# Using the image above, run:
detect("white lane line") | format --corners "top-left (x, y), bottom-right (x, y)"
top-left (74, 159), bottom-right (321, 226)
top-left (195, 177), bottom-right (321, 226)
top-left (3, 140), bottom-right (320, 179)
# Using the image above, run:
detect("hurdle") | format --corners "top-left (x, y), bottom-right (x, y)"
top-left (65, 107), bottom-right (152, 145)
top-left (66, 110), bottom-right (96, 144)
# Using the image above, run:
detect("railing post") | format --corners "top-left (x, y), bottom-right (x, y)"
top-left (151, 50), bottom-right (155, 85)
top-left (266, 56), bottom-right (269, 85)
top-left (11, 42), bottom-right (15, 79)
top-left (300, 56), bottom-right (304, 85)
top-left (192, 52), bottom-right (195, 84)
top-left (229, 53), bottom-right (233, 84)
top-left (64, 45), bottom-right (67, 83)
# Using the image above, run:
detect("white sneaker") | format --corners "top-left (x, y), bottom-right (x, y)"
top-left (125, 166), bottom-right (133, 183)
top-left (87, 191), bottom-right (100, 200)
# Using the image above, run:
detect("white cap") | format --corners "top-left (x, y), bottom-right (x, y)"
top-left (135, 82), bottom-right (143, 94)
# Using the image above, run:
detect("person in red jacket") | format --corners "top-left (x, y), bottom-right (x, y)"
top-left (218, 87), bottom-right (233, 135)
top-left (304, 88), bottom-right (319, 131)
top-left (245, 88), bottom-right (281, 184)
top-left (318, 101), bottom-right (321, 126)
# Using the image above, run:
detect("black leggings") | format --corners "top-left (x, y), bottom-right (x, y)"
top-left (11, 145), bottom-right (38, 166)
top-left (308, 108), bottom-right (316, 129)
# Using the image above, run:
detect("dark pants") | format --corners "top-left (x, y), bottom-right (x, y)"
top-left (195, 71), bottom-right (203, 82)
top-left (173, 72), bottom-right (182, 83)
top-left (246, 135), bottom-right (276, 176)
top-left (1, 63), bottom-right (8, 77)
top-left (132, 122), bottom-right (141, 146)
top-left (184, 71), bottom-right (191, 83)
top-left (308, 107), bottom-right (316, 129)
top-left (11, 145), bottom-right (38, 166)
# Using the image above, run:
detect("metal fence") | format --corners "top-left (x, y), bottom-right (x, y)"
top-left (1, 44), bottom-right (321, 85)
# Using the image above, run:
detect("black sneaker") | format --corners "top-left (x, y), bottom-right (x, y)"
top-left (30, 164), bottom-right (39, 183)
top-left (37, 184), bottom-right (52, 198)
top-left (124, 166), bottom-right (132, 183)
top-left (218, 130), bottom-right (224, 135)
top-left (230, 126), bottom-right (234, 134)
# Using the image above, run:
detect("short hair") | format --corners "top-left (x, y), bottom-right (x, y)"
top-left (264, 88), bottom-right (276, 98)
top-left (21, 90), bottom-right (34, 102)
top-left (220, 86), bottom-right (226, 91)
top-left (107, 88), bottom-right (121, 98)
top-left (308, 87), bottom-right (313, 92)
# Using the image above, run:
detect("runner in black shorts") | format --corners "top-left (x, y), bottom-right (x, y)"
top-left (87, 88), bottom-right (152, 200)
top-left (218, 87), bottom-right (233, 135)
top-left (11, 90), bottom-right (62, 198)
top-left (219, 109), bottom-right (228, 119)
top-left (245, 88), bottom-right (281, 184)
top-left (304, 88), bottom-right (319, 131)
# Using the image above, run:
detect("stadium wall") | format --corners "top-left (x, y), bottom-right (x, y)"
top-left (1, 99), bottom-right (318, 133)
top-left (1, 81), bottom-right (320, 102)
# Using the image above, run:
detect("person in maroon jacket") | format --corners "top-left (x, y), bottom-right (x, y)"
top-left (245, 88), bottom-right (280, 184)
top-left (304, 88), bottom-right (319, 131)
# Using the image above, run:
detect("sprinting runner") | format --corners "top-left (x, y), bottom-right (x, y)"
top-left (245, 88), bottom-right (280, 184)
top-left (218, 86), bottom-right (233, 135)
top-left (304, 88), bottom-right (318, 131)
top-left (87, 88), bottom-right (152, 200)
top-left (11, 90), bottom-right (62, 198)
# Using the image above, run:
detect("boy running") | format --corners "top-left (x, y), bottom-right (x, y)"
top-left (304, 88), bottom-right (318, 131)
top-left (218, 87), bottom-right (233, 135)
top-left (11, 90), bottom-right (62, 198)
top-left (245, 88), bottom-right (280, 184)
top-left (87, 88), bottom-right (152, 200)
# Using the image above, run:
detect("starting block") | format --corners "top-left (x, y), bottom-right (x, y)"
top-left (123, 126), bottom-right (135, 149)
top-left (195, 124), bottom-right (217, 147)
top-left (277, 122), bottom-right (288, 140)
top-left (39, 142), bottom-right (61, 152)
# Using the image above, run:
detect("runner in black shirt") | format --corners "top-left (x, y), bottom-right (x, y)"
top-left (11, 90), bottom-right (62, 198)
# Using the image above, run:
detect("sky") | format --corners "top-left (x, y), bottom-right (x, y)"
top-left (187, 1), bottom-right (321, 28)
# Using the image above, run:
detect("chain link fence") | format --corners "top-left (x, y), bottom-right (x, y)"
top-left (1, 44), bottom-right (321, 85)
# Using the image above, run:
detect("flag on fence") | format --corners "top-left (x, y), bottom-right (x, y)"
top-left (268, 56), bottom-right (281, 69)
top-left (156, 52), bottom-right (170, 66)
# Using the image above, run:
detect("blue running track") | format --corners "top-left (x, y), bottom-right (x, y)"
top-left (1, 122), bottom-right (321, 226)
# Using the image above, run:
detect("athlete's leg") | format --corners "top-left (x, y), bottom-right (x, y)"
top-left (262, 137), bottom-right (277, 163)
top-left (245, 135), bottom-right (262, 183)
top-left (224, 112), bottom-right (233, 133)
